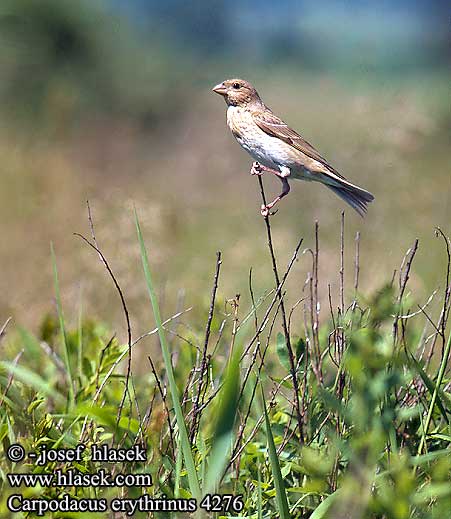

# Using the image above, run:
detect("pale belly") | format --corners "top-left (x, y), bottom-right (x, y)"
top-left (235, 132), bottom-right (288, 169)
top-left (236, 132), bottom-right (319, 181)
top-left (227, 106), bottom-right (317, 181)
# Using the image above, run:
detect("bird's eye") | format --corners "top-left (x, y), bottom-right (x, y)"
top-left (232, 82), bottom-right (241, 89)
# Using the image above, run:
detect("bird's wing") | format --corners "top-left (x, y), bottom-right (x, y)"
top-left (252, 108), bottom-right (347, 180)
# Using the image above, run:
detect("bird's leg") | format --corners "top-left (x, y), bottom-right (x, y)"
top-left (250, 161), bottom-right (281, 177)
top-left (261, 177), bottom-right (291, 217)
top-left (250, 162), bottom-right (264, 176)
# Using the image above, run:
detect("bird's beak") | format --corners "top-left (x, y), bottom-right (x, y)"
top-left (212, 82), bottom-right (228, 96)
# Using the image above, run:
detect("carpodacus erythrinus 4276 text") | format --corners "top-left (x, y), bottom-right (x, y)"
top-left (213, 78), bottom-right (374, 216)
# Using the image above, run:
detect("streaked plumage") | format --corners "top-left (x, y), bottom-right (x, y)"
top-left (213, 78), bottom-right (374, 216)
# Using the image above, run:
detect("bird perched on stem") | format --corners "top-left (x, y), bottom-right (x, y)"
top-left (213, 78), bottom-right (374, 217)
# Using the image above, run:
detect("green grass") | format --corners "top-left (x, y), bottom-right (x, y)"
top-left (135, 209), bottom-right (201, 500)
top-left (0, 214), bottom-right (450, 518)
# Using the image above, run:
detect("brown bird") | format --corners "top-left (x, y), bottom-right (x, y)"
top-left (212, 78), bottom-right (374, 216)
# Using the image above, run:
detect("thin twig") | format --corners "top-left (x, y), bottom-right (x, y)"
top-left (434, 228), bottom-right (451, 355)
top-left (257, 175), bottom-right (304, 442)
top-left (75, 201), bottom-right (134, 430)
top-left (148, 356), bottom-right (175, 455)
top-left (354, 231), bottom-right (360, 295)
top-left (191, 252), bottom-right (222, 442)
top-left (0, 317), bottom-right (12, 342)
top-left (336, 212), bottom-right (346, 407)
top-left (242, 239), bottom-right (303, 361)
top-left (0, 349), bottom-right (23, 408)
top-left (393, 239), bottom-right (419, 344)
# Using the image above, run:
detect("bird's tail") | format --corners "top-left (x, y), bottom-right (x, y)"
top-left (327, 183), bottom-right (374, 217)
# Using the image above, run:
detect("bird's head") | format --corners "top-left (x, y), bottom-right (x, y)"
top-left (212, 79), bottom-right (262, 108)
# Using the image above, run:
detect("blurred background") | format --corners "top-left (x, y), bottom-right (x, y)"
top-left (0, 0), bottom-right (449, 336)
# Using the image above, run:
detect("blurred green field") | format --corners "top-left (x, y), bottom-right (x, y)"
top-left (1, 70), bottom-right (449, 337)
top-left (0, 0), bottom-right (449, 340)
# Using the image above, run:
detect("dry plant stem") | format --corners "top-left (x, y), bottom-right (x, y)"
top-left (75, 201), bottom-right (134, 433)
top-left (351, 231), bottom-right (361, 317)
top-left (229, 300), bottom-right (283, 469)
top-left (415, 229), bottom-right (451, 457)
top-left (39, 340), bottom-right (66, 373)
top-left (313, 222), bottom-right (322, 380)
top-left (76, 230), bottom-right (133, 427)
top-left (142, 386), bottom-right (157, 437)
top-left (327, 285), bottom-right (339, 368)
top-left (182, 355), bottom-right (201, 413)
top-left (244, 268), bottom-right (264, 391)
top-left (399, 290), bottom-right (438, 321)
top-left (257, 175), bottom-right (304, 442)
top-left (0, 317), bottom-right (12, 342)
top-left (79, 335), bottom-right (115, 443)
top-left (431, 228), bottom-right (451, 356)
top-left (227, 295), bottom-right (240, 364)
top-left (129, 376), bottom-right (144, 445)
top-left (95, 336), bottom-right (115, 393)
top-left (190, 251), bottom-right (222, 443)
top-left (330, 214), bottom-right (345, 449)
top-left (302, 240), bottom-right (322, 384)
top-left (337, 212), bottom-right (346, 399)
top-left (332, 212), bottom-right (346, 484)
top-left (249, 268), bottom-right (261, 337)
top-left (393, 239), bottom-right (419, 343)
top-left (148, 356), bottom-right (175, 455)
top-left (91, 310), bottom-right (193, 435)
top-left (239, 291), bottom-right (286, 404)
top-left (340, 212), bottom-right (345, 316)
top-left (417, 330), bottom-right (451, 456)
top-left (354, 231), bottom-right (360, 294)
top-left (241, 239), bottom-right (303, 361)
top-left (131, 308), bottom-right (192, 347)
top-left (229, 331), bottom-right (287, 469)
top-left (304, 223), bottom-right (323, 383)
top-left (0, 349), bottom-right (23, 408)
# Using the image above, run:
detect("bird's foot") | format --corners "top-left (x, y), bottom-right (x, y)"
top-left (260, 204), bottom-right (278, 217)
top-left (250, 162), bottom-right (264, 176)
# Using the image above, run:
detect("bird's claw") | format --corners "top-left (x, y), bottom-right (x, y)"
top-left (250, 162), bottom-right (264, 176)
top-left (260, 205), bottom-right (278, 217)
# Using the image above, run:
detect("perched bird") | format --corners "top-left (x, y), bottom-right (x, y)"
top-left (212, 78), bottom-right (374, 217)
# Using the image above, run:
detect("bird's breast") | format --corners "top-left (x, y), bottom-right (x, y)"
top-left (226, 106), bottom-right (293, 170)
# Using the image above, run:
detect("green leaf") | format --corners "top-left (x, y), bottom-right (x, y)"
top-left (276, 332), bottom-right (291, 371)
top-left (408, 352), bottom-right (449, 424)
top-left (310, 490), bottom-right (342, 519)
top-left (0, 362), bottom-right (65, 406)
top-left (295, 337), bottom-right (306, 359)
top-left (412, 482), bottom-right (451, 504)
top-left (429, 433), bottom-right (451, 442)
top-left (411, 449), bottom-right (451, 466)
top-left (75, 404), bottom-right (139, 434)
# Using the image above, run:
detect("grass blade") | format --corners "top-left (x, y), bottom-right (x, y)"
top-left (204, 344), bottom-right (241, 495)
top-left (135, 210), bottom-right (201, 499)
top-left (310, 489), bottom-right (342, 519)
top-left (50, 243), bottom-right (75, 407)
top-left (261, 385), bottom-right (290, 519)
top-left (0, 362), bottom-right (65, 406)
top-left (408, 352), bottom-right (449, 424)
top-left (417, 331), bottom-right (451, 455)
